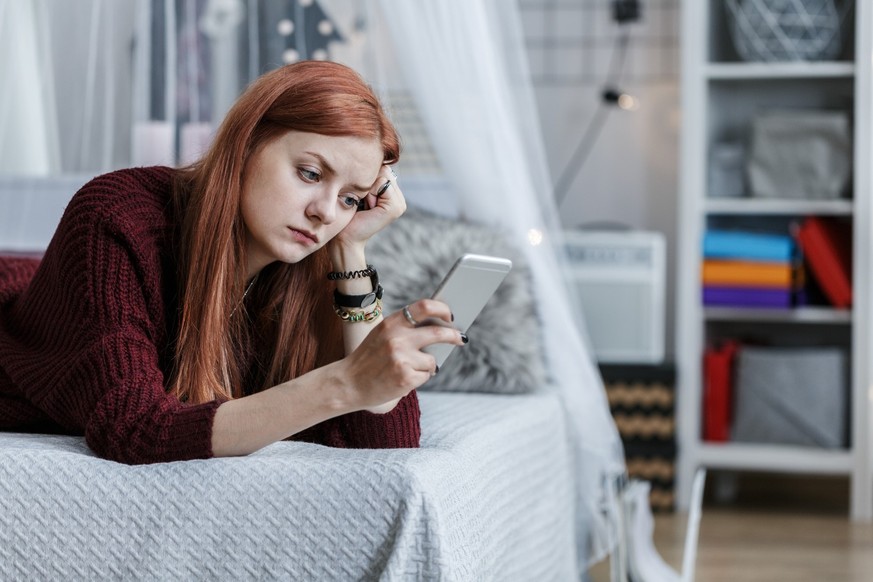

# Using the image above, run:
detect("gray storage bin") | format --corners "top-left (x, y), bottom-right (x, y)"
top-left (733, 346), bottom-right (847, 448)
top-left (747, 110), bottom-right (851, 200)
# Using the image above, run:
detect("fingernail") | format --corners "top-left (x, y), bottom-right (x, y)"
top-left (460, 333), bottom-right (469, 344)
top-left (451, 312), bottom-right (455, 322)
top-left (435, 365), bottom-right (440, 374)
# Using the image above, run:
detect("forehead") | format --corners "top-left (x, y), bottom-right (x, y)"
top-left (273, 131), bottom-right (383, 181)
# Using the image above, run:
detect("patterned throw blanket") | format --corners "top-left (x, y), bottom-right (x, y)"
top-left (0, 392), bottom-right (577, 581)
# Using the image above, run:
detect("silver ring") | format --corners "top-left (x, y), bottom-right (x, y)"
top-left (376, 180), bottom-right (391, 197)
top-left (402, 305), bottom-right (418, 327)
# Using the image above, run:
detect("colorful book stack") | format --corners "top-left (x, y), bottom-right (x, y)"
top-left (701, 230), bottom-right (803, 309)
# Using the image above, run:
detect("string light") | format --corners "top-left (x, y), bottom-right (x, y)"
top-left (277, 19), bottom-right (294, 36)
top-left (282, 48), bottom-right (299, 64)
top-left (553, 7), bottom-right (641, 205)
top-left (602, 88), bottom-right (639, 111)
top-left (318, 19), bottom-right (334, 36)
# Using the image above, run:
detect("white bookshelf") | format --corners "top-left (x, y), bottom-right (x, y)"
top-left (696, 443), bottom-right (854, 474)
top-left (677, 0), bottom-right (873, 520)
top-left (704, 307), bottom-right (852, 325)
top-left (705, 61), bottom-right (856, 80)
top-left (704, 198), bottom-right (854, 216)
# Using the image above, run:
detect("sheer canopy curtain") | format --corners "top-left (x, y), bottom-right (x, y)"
top-left (364, 0), bottom-right (626, 568)
top-left (0, 0), bottom-right (59, 175)
top-left (0, 0), bottom-right (136, 176)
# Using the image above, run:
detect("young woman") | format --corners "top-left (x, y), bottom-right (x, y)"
top-left (0, 61), bottom-right (465, 464)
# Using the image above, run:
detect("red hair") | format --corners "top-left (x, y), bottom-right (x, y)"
top-left (168, 61), bottom-right (400, 405)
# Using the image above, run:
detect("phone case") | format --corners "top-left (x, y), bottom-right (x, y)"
top-left (424, 254), bottom-right (512, 367)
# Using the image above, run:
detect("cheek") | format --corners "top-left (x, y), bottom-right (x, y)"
top-left (242, 184), bottom-right (288, 225)
top-left (328, 212), bottom-right (356, 237)
top-left (239, 191), bottom-right (267, 231)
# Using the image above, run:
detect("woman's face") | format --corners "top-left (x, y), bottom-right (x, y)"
top-left (241, 130), bottom-right (383, 278)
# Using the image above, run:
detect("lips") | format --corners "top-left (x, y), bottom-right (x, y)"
top-left (289, 227), bottom-right (318, 244)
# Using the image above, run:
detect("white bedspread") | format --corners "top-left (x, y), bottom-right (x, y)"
top-left (0, 392), bottom-right (577, 581)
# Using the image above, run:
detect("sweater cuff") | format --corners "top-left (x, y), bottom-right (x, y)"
top-left (161, 399), bottom-right (222, 461)
top-left (337, 390), bottom-right (421, 449)
top-left (87, 397), bottom-right (222, 465)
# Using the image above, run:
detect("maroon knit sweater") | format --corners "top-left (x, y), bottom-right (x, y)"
top-left (0, 167), bottom-right (420, 464)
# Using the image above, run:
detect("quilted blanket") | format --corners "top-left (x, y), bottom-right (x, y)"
top-left (0, 392), bottom-right (576, 581)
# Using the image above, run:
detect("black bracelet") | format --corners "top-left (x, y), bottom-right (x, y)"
top-left (327, 265), bottom-right (377, 281)
top-left (334, 284), bottom-right (384, 308)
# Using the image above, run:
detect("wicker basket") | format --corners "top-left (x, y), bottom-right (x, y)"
top-left (725, 0), bottom-right (852, 62)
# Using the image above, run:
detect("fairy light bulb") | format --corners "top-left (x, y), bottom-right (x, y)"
top-left (617, 93), bottom-right (638, 111)
top-left (603, 88), bottom-right (638, 111)
top-left (282, 49), bottom-right (300, 64)
top-left (277, 19), bottom-right (294, 36)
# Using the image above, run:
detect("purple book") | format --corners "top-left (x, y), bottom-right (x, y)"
top-left (703, 286), bottom-right (806, 308)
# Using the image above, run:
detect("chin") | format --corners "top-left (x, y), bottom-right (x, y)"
top-left (278, 244), bottom-right (323, 265)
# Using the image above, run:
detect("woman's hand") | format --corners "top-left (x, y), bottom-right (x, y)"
top-left (331, 165), bottom-right (405, 254)
top-left (336, 299), bottom-right (465, 413)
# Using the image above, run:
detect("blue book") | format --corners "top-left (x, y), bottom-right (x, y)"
top-left (703, 230), bottom-right (796, 262)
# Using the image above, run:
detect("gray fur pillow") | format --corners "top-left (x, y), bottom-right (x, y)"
top-left (368, 208), bottom-right (545, 394)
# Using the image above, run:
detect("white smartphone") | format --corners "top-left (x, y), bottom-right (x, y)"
top-left (422, 253), bottom-right (513, 367)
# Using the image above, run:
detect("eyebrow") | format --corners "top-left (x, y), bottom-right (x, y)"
top-left (305, 151), bottom-right (372, 193)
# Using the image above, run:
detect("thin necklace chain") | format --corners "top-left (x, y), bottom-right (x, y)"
top-left (230, 273), bottom-right (259, 317)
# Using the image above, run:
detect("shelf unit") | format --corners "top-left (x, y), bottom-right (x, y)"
top-left (677, 1), bottom-right (873, 519)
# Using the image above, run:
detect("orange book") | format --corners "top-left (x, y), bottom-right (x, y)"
top-left (701, 260), bottom-right (801, 288)
top-left (795, 217), bottom-right (852, 308)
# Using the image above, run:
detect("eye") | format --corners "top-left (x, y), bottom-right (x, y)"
top-left (299, 168), bottom-right (321, 182)
top-left (339, 194), bottom-right (361, 209)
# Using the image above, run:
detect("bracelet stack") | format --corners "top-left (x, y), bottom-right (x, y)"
top-left (333, 298), bottom-right (383, 323)
top-left (329, 265), bottom-right (383, 324)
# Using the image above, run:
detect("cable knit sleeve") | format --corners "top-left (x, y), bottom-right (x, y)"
top-left (294, 390), bottom-right (421, 449)
top-left (0, 171), bottom-right (219, 464)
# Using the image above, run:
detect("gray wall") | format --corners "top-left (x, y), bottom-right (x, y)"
top-left (520, 0), bottom-right (681, 358)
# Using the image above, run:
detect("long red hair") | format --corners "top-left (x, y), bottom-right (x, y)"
top-left (168, 61), bottom-right (400, 405)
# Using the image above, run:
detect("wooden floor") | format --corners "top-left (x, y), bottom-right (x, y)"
top-left (589, 475), bottom-right (873, 581)
top-left (650, 509), bottom-right (873, 581)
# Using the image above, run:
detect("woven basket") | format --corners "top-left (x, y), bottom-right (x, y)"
top-left (725, 0), bottom-right (851, 62)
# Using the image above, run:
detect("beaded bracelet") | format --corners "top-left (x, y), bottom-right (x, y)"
top-left (333, 298), bottom-right (383, 323)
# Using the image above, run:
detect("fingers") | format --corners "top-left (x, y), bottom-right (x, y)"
top-left (366, 165), bottom-right (405, 213)
top-left (393, 299), bottom-right (466, 349)
top-left (374, 165), bottom-right (398, 196)
top-left (346, 298), bottom-right (459, 408)
top-left (401, 298), bottom-right (452, 327)
top-left (407, 349), bottom-right (439, 378)
top-left (375, 334), bottom-right (438, 390)
top-left (375, 179), bottom-right (392, 197)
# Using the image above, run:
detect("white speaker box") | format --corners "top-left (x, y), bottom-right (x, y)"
top-left (563, 230), bottom-right (666, 363)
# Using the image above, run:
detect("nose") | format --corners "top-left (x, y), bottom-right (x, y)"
top-left (305, 188), bottom-right (337, 225)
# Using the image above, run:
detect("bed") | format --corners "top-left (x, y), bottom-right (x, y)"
top-left (0, 176), bottom-right (615, 580)
top-left (0, 391), bottom-right (576, 580)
